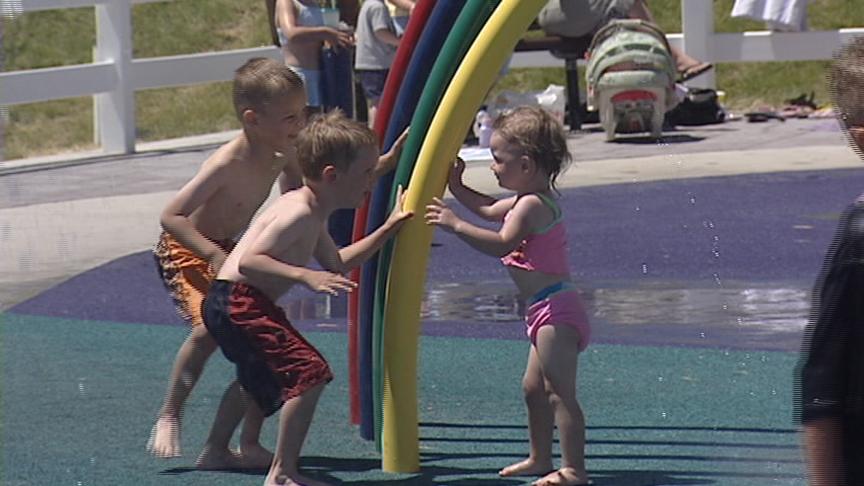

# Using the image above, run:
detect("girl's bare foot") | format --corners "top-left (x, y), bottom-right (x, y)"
top-left (532, 467), bottom-right (590, 486)
top-left (264, 472), bottom-right (333, 486)
top-left (237, 443), bottom-right (275, 470)
top-left (146, 416), bottom-right (181, 458)
top-left (196, 444), bottom-right (242, 470)
top-left (498, 457), bottom-right (554, 477)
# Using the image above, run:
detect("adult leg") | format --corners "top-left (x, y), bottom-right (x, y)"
top-left (628, 0), bottom-right (712, 77)
top-left (196, 380), bottom-right (247, 470)
top-left (148, 324), bottom-right (218, 457)
top-left (264, 383), bottom-right (332, 486)
top-left (499, 346), bottom-right (556, 477)
top-left (532, 324), bottom-right (588, 486)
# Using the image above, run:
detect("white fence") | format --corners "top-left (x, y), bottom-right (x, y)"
top-left (2, 0), bottom-right (864, 157)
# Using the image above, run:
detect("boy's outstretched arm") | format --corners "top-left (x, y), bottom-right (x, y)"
top-left (160, 163), bottom-right (231, 271)
top-left (316, 187), bottom-right (414, 273)
top-left (239, 213), bottom-right (355, 296)
top-left (426, 195), bottom-right (541, 257)
top-left (446, 158), bottom-right (515, 222)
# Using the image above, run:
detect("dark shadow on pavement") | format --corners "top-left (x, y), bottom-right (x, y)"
top-left (613, 134), bottom-right (705, 144)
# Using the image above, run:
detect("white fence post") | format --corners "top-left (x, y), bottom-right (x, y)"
top-left (681, 0), bottom-right (716, 89)
top-left (94, 0), bottom-right (135, 154)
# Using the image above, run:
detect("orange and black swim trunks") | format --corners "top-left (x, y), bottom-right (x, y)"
top-left (153, 231), bottom-right (235, 327)
top-left (203, 280), bottom-right (333, 416)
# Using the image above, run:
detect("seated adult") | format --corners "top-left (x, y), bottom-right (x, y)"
top-left (538, 0), bottom-right (713, 82)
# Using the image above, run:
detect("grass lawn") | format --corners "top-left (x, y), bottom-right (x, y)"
top-left (3, 0), bottom-right (863, 160)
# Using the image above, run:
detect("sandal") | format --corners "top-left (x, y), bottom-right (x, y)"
top-left (678, 62), bottom-right (714, 82)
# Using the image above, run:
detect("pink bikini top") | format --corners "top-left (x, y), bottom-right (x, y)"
top-left (500, 193), bottom-right (570, 275)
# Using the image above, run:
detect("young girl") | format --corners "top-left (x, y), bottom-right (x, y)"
top-left (425, 106), bottom-right (590, 486)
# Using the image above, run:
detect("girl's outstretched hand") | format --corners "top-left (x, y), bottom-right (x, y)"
top-left (447, 157), bottom-right (466, 190)
top-left (425, 197), bottom-right (459, 233)
top-left (386, 184), bottom-right (414, 229)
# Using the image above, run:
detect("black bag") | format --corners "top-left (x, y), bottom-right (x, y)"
top-left (665, 88), bottom-right (726, 126)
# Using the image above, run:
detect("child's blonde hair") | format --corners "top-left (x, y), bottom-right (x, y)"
top-left (492, 106), bottom-right (571, 193)
top-left (232, 57), bottom-right (305, 119)
top-left (829, 36), bottom-right (864, 129)
top-left (296, 110), bottom-right (378, 180)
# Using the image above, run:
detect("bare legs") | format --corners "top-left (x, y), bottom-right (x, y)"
top-left (628, 0), bottom-right (712, 77)
top-left (499, 325), bottom-right (589, 486)
top-left (148, 325), bottom-right (271, 466)
top-left (264, 383), bottom-right (332, 486)
top-left (148, 325), bottom-right (217, 457)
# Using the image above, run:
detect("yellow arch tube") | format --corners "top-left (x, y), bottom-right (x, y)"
top-left (380, 0), bottom-right (547, 473)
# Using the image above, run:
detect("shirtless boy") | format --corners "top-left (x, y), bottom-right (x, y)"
top-left (201, 111), bottom-right (412, 485)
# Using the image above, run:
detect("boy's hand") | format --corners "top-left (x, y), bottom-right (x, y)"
top-left (305, 270), bottom-right (357, 296)
top-left (447, 157), bottom-right (466, 190)
top-left (386, 185), bottom-right (415, 229)
top-left (425, 197), bottom-right (459, 233)
top-left (379, 127), bottom-right (410, 174)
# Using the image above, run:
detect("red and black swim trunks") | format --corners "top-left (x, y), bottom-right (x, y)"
top-left (203, 280), bottom-right (333, 416)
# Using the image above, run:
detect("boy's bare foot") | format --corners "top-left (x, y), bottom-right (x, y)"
top-left (264, 472), bottom-right (333, 486)
top-left (237, 443), bottom-right (275, 470)
top-left (196, 445), bottom-right (243, 470)
top-left (146, 416), bottom-right (181, 458)
top-left (532, 467), bottom-right (590, 486)
top-left (498, 457), bottom-right (554, 477)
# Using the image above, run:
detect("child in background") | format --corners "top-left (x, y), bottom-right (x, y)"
top-left (201, 111), bottom-right (412, 486)
top-left (426, 106), bottom-right (591, 486)
top-left (354, 0), bottom-right (400, 125)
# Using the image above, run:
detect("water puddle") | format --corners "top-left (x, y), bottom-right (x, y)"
top-left (283, 279), bottom-right (810, 351)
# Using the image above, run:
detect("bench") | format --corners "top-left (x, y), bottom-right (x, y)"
top-left (514, 34), bottom-right (593, 131)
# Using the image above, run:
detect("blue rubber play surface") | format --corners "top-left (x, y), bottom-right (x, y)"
top-left (8, 169), bottom-right (864, 484)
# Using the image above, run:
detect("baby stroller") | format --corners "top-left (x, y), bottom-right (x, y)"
top-left (585, 19), bottom-right (678, 141)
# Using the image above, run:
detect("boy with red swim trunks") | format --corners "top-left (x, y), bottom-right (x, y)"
top-left (202, 111), bottom-right (412, 486)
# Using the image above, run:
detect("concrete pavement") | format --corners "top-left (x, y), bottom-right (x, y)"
top-left (1, 117), bottom-right (860, 311)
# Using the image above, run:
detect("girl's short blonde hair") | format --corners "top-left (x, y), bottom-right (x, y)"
top-left (493, 106), bottom-right (572, 193)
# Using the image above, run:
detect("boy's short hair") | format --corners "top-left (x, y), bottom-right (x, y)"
top-left (296, 110), bottom-right (378, 180)
top-left (829, 36), bottom-right (864, 128)
top-left (233, 57), bottom-right (304, 119)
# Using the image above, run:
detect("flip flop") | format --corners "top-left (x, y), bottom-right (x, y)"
top-left (678, 62), bottom-right (714, 82)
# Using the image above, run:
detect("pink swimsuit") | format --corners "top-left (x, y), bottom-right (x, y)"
top-left (501, 193), bottom-right (591, 351)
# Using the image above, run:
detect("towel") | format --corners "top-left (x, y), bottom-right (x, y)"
top-left (731, 0), bottom-right (808, 32)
